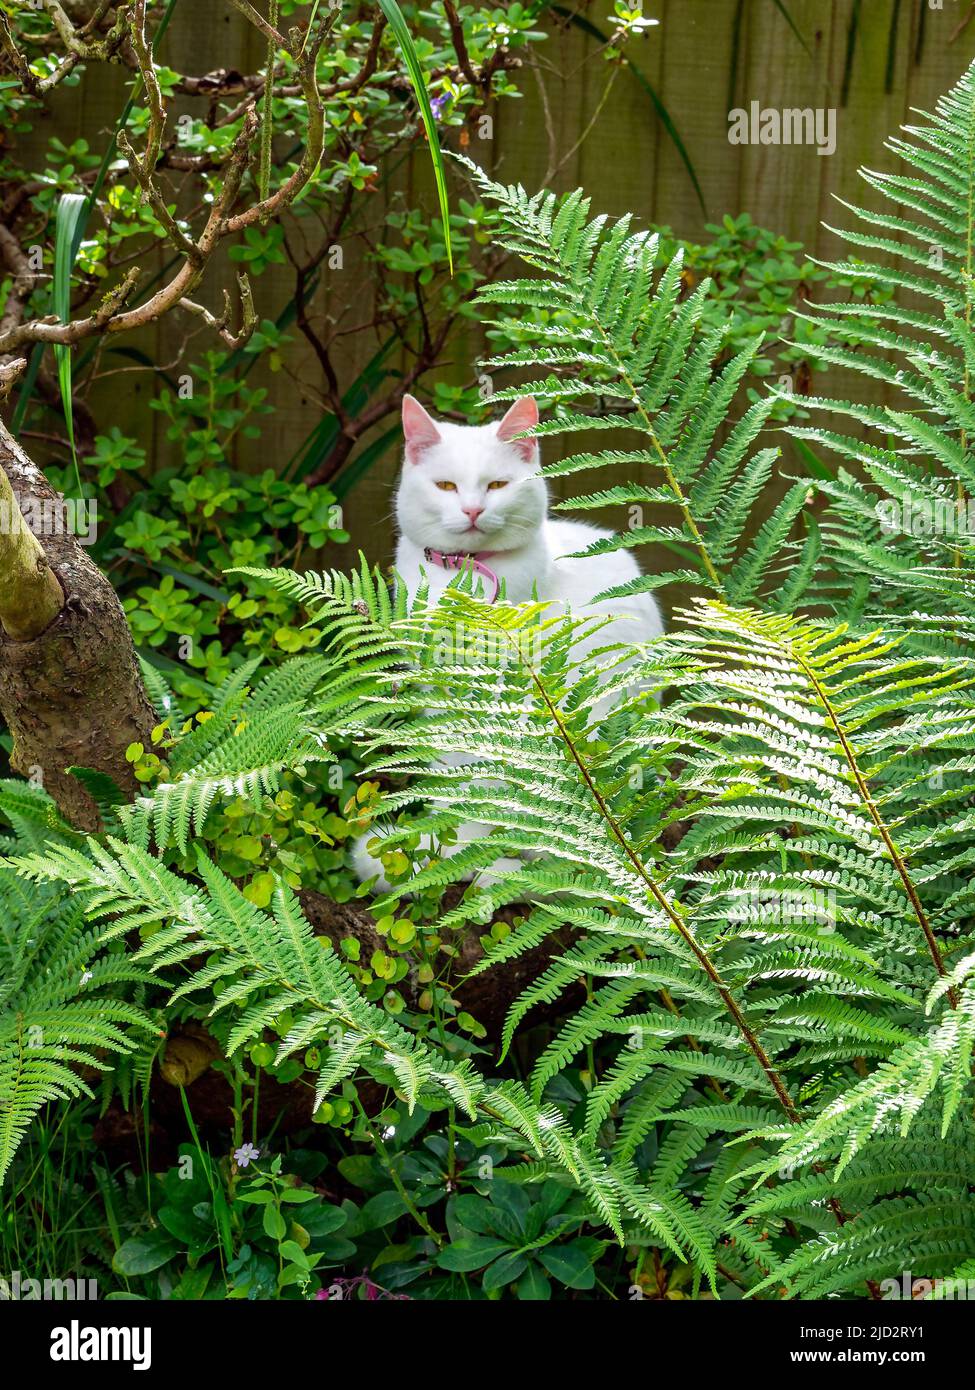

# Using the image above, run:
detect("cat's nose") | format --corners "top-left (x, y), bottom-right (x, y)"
top-left (462, 505), bottom-right (484, 523)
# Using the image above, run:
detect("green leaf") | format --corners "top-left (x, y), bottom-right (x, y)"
top-left (376, 0), bottom-right (453, 273)
top-left (353, 1190), bottom-right (409, 1232)
top-left (437, 1237), bottom-right (512, 1272)
top-left (537, 1242), bottom-right (596, 1289)
top-left (516, 1264), bottom-right (552, 1300)
top-left (112, 1231), bottom-right (179, 1277)
top-left (482, 1250), bottom-right (529, 1292)
top-left (52, 192), bottom-right (87, 493)
top-left (262, 1205), bottom-right (287, 1240)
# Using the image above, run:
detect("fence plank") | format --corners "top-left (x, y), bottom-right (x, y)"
top-left (14, 2), bottom-right (975, 578)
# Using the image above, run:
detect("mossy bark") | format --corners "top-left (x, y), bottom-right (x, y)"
top-left (0, 420), bottom-right (155, 830)
top-left (0, 464), bottom-right (64, 640)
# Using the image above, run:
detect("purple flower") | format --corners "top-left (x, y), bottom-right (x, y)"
top-left (234, 1142), bottom-right (260, 1168)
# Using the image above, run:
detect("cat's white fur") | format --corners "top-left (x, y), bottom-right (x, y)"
top-left (351, 394), bottom-right (663, 890)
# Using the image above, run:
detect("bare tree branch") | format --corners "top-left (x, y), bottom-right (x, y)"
top-left (442, 0), bottom-right (479, 89)
top-left (0, 11), bottom-right (41, 96)
top-left (116, 129), bottom-right (201, 262)
top-left (0, 0), bottom-right (519, 450)
top-left (180, 272), bottom-right (257, 350)
top-left (225, 0), bottom-right (287, 50)
top-left (130, 0), bottom-right (164, 175)
top-left (221, 10), bottom-right (334, 235)
top-left (0, 1), bottom-right (336, 358)
top-left (32, 0), bottom-right (131, 91)
top-left (0, 358), bottom-right (28, 404)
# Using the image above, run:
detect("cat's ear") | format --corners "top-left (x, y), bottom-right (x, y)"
top-left (497, 396), bottom-right (538, 462)
top-left (402, 395), bottom-right (441, 463)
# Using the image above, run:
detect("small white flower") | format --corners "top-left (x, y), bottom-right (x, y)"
top-left (234, 1142), bottom-right (260, 1168)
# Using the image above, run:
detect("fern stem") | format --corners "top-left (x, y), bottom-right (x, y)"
top-left (474, 618), bottom-right (915, 1283)
top-left (957, 72), bottom-right (975, 568)
top-left (502, 622), bottom-right (801, 1121)
top-left (592, 323), bottom-right (725, 591)
top-left (795, 651), bottom-right (957, 1006)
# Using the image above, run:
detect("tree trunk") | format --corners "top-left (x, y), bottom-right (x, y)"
top-left (0, 416), bottom-right (155, 830)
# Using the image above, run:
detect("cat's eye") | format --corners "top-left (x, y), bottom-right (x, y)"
top-left (487, 480), bottom-right (509, 490)
top-left (434, 480), bottom-right (457, 491)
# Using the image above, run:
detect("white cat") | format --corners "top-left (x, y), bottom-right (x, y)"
top-left (351, 393), bottom-right (663, 891)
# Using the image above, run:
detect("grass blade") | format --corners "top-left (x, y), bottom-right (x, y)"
top-left (376, 0), bottom-right (453, 273)
top-left (53, 193), bottom-right (87, 493)
top-left (767, 0), bottom-right (814, 58)
top-left (9, 344), bottom-right (44, 438)
top-left (791, 437), bottom-right (835, 483)
top-left (303, 0), bottom-right (323, 50)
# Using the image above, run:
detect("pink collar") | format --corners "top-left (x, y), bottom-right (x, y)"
top-left (423, 547), bottom-right (500, 603)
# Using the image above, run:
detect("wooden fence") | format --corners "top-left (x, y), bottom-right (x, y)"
top-left (27, 0), bottom-right (975, 574)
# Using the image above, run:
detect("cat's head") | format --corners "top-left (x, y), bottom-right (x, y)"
top-left (395, 395), bottom-right (546, 554)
